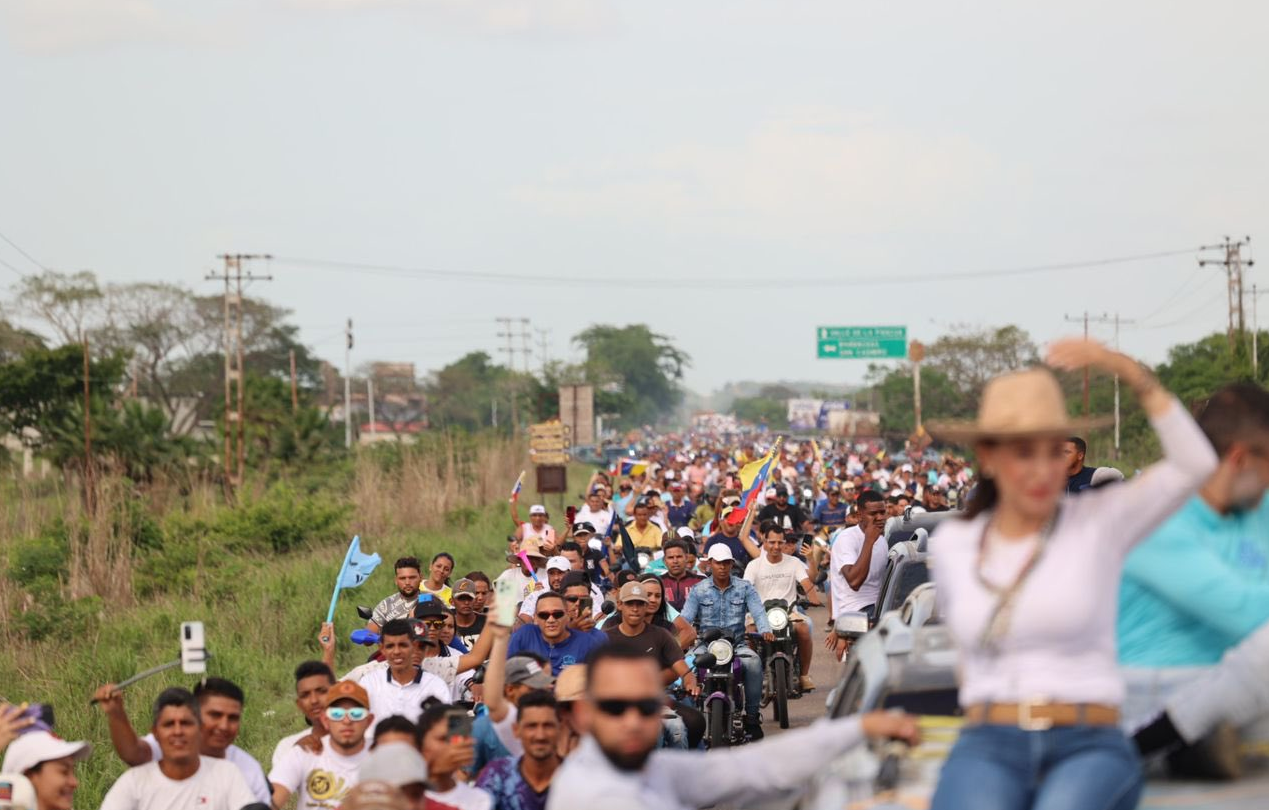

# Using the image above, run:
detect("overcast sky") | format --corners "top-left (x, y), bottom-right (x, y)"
top-left (1, 1), bottom-right (1265, 394)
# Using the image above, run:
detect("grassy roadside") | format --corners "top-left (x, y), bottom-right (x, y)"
top-left (2, 501), bottom-right (513, 807)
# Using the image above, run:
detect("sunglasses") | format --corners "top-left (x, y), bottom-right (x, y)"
top-left (563, 596), bottom-right (583, 602)
top-left (537, 610), bottom-right (566, 620)
top-left (418, 617), bottom-right (447, 627)
top-left (595, 698), bottom-right (662, 718)
top-left (326, 706), bottom-right (369, 722)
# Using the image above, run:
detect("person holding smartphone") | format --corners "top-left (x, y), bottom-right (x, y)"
top-left (418, 704), bottom-right (491, 810)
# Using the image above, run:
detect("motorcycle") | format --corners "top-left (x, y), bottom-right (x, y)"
top-left (692, 628), bottom-right (750, 748)
top-left (760, 598), bottom-right (801, 729)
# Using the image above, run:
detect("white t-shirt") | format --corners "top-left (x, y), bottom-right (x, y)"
top-left (358, 666), bottom-right (451, 723)
top-left (520, 587), bottom-right (603, 620)
top-left (269, 737), bottom-right (368, 810)
top-left (428, 782), bottom-right (494, 810)
top-left (101, 756), bottom-right (255, 810)
top-left (495, 567), bottom-right (538, 605)
top-left (272, 728), bottom-right (312, 773)
top-left (490, 705), bottom-right (523, 757)
top-left (141, 734), bottom-right (270, 804)
top-left (743, 554), bottom-right (809, 606)
top-left (575, 505), bottom-right (614, 536)
top-left (829, 526), bottom-right (889, 617)
top-left (344, 656), bottom-right (459, 688)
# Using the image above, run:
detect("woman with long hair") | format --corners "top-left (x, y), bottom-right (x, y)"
top-left (928, 339), bottom-right (1217, 810)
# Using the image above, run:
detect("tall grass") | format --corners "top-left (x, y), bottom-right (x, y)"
top-left (0, 433), bottom-right (530, 808)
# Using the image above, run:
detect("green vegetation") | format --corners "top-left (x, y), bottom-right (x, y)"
top-left (0, 438), bottom-right (526, 808)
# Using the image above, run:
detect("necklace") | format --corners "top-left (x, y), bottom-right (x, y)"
top-left (973, 509), bottom-right (1059, 654)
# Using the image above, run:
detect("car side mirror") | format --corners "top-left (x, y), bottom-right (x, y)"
top-left (834, 611), bottom-right (870, 639)
top-left (694, 653), bottom-right (717, 669)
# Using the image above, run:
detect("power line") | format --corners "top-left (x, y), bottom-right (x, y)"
top-left (272, 247), bottom-right (1201, 290)
top-left (0, 230), bottom-right (47, 272)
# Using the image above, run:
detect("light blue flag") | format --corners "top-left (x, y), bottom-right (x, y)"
top-left (326, 535), bottom-right (382, 622)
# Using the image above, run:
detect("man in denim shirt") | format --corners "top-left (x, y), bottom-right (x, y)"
top-left (680, 544), bottom-right (773, 739)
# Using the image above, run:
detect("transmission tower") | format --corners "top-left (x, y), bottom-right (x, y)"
top-left (1199, 237), bottom-right (1254, 352)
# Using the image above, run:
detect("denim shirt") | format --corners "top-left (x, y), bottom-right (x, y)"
top-left (680, 575), bottom-right (771, 637)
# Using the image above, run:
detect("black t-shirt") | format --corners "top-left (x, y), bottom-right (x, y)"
top-left (1067, 466), bottom-right (1096, 493)
top-left (758, 502), bottom-right (808, 532)
top-left (604, 623), bottom-right (683, 671)
top-left (455, 613), bottom-right (486, 651)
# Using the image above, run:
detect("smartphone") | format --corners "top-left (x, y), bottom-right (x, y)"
top-left (180, 621), bottom-right (207, 675)
top-left (576, 596), bottom-right (593, 617)
top-left (493, 578), bottom-right (519, 627)
top-left (446, 709), bottom-right (473, 740)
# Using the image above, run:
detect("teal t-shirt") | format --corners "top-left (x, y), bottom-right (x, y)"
top-left (1118, 494), bottom-right (1269, 666)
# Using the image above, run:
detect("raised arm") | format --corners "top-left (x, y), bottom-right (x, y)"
top-left (1048, 338), bottom-right (1218, 551)
top-left (483, 622), bottom-right (514, 724)
top-left (91, 685), bottom-right (153, 766)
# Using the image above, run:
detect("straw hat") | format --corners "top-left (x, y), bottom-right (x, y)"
top-left (927, 368), bottom-right (1110, 445)
top-left (508, 536), bottom-right (548, 563)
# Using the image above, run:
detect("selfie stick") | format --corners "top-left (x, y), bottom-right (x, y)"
top-left (88, 653), bottom-right (212, 706)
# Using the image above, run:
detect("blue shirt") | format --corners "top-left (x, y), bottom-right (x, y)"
top-left (506, 625), bottom-right (607, 675)
top-left (680, 575), bottom-right (772, 637)
top-left (1118, 494), bottom-right (1269, 666)
top-left (470, 706), bottom-right (511, 777)
top-left (703, 532), bottom-right (753, 573)
top-left (813, 500), bottom-right (850, 528)
top-left (665, 499), bottom-right (695, 528)
top-left (476, 756), bottom-right (548, 810)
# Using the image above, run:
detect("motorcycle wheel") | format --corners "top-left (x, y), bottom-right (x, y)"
top-left (708, 700), bottom-right (729, 749)
top-left (773, 659), bottom-right (790, 729)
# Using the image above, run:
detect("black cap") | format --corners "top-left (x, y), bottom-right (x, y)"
top-left (572, 521), bottom-right (597, 536)
top-left (774, 484), bottom-right (788, 496)
top-left (413, 594), bottom-right (447, 618)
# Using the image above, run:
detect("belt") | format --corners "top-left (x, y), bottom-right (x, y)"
top-left (964, 702), bottom-right (1120, 730)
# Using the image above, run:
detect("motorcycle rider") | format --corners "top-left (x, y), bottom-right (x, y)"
top-left (756, 484), bottom-right (811, 534)
top-left (744, 522), bottom-right (821, 692)
top-left (611, 500), bottom-right (663, 570)
top-left (679, 544), bottom-right (773, 740)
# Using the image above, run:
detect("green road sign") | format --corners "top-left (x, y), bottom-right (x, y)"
top-left (817, 326), bottom-right (907, 359)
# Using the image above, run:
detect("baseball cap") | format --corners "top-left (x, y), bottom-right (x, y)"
top-left (505, 656), bottom-right (555, 689)
top-left (529, 504), bottom-right (547, 516)
top-left (338, 782), bottom-right (411, 810)
top-left (324, 679), bottom-right (371, 709)
top-left (572, 521), bottom-right (596, 536)
top-left (413, 593), bottom-right (447, 618)
top-left (675, 526), bottom-right (695, 540)
top-left (587, 537), bottom-right (604, 553)
top-left (664, 470), bottom-right (675, 480)
top-left (774, 484), bottom-right (788, 496)
top-left (360, 743), bottom-right (429, 788)
top-left (618, 581), bottom-right (649, 603)
top-left (764, 487), bottom-right (777, 499)
top-left (555, 665), bottom-right (587, 703)
top-left (844, 481), bottom-right (857, 490)
top-left (705, 544), bottom-right (735, 564)
top-left (452, 578), bottom-right (478, 599)
top-left (1, 731), bottom-right (91, 776)
top-left (0, 774), bottom-right (35, 810)
top-left (826, 481), bottom-right (841, 492)
top-left (545, 556), bottom-right (571, 573)
top-left (670, 481), bottom-right (684, 490)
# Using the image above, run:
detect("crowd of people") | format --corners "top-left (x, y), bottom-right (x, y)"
top-left (3, 337), bottom-right (1269, 810)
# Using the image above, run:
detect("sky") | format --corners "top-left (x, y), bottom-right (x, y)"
top-left (0, 0), bottom-right (1266, 395)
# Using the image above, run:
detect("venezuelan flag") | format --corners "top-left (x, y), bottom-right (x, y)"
top-left (728, 438), bottom-right (783, 523)
top-left (618, 458), bottom-right (649, 477)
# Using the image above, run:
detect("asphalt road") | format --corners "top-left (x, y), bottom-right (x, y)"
top-left (770, 604), bottom-right (841, 734)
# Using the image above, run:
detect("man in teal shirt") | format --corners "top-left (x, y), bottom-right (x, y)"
top-left (1119, 383), bottom-right (1269, 748)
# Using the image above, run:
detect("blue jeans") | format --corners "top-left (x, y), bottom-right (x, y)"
top-left (931, 725), bottom-right (1143, 810)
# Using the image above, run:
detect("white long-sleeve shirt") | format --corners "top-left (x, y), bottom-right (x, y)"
top-left (545, 717), bottom-right (864, 810)
top-left (931, 398), bottom-right (1217, 708)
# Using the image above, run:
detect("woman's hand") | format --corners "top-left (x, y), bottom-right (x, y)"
top-left (1047, 337), bottom-right (1169, 417)
top-left (860, 710), bottom-right (921, 745)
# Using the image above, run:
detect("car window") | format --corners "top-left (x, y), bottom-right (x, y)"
top-left (881, 688), bottom-right (959, 716)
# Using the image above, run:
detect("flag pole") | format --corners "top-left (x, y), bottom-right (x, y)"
top-left (326, 535), bottom-right (360, 623)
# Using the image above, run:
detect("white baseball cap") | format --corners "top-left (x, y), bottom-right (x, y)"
top-left (1, 731), bottom-right (92, 776)
top-left (0, 773), bottom-right (36, 810)
top-left (529, 504), bottom-right (547, 516)
top-left (675, 526), bottom-right (695, 540)
top-left (545, 556), bottom-right (571, 573)
top-left (705, 544), bottom-right (735, 563)
top-left (587, 537), bottom-right (604, 552)
top-left (359, 742), bottom-right (429, 787)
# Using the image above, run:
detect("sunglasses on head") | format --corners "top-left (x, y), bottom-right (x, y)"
top-left (595, 698), bottom-right (662, 718)
top-left (537, 610), bottom-right (566, 620)
top-left (326, 706), bottom-right (369, 722)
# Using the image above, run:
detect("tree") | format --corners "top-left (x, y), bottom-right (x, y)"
top-left (925, 325), bottom-right (1039, 408)
top-left (15, 270), bottom-right (104, 343)
top-left (0, 344), bottom-right (126, 452)
top-left (572, 324), bottom-right (689, 427)
top-left (868, 365), bottom-right (966, 437)
top-left (731, 396), bottom-right (788, 428)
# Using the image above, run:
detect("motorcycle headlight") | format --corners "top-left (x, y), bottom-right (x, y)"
top-left (706, 638), bottom-right (734, 666)
top-left (767, 607), bottom-right (789, 631)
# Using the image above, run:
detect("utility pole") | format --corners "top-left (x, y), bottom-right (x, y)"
top-left (367, 377), bottom-right (377, 437)
top-left (1199, 236), bottom-right (1254, 353)
top-left (1251, 284), bottom-right (1269, 380)
top-left (82, 336), bottom-right (94, 514)
top-left (207, 253), bottom-right (272, 490)
top-left (496, 317), bottom-right (521, 432)
top-left (535, 327), bottom-right (551, 378)
top-left (517, 318), bottom-right (532, 374)
top-left (289, 349), bottom-right (299, 414)
top-left (344, 319), bottom-right (353, 449)
top-left (1064, 312), bottom-right (1091, 416)
top-left (1081, 313), bottom-right (1136, 459)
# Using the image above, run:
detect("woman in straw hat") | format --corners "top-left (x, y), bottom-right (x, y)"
top-left (927, 338), bottom-right (1217, 810)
